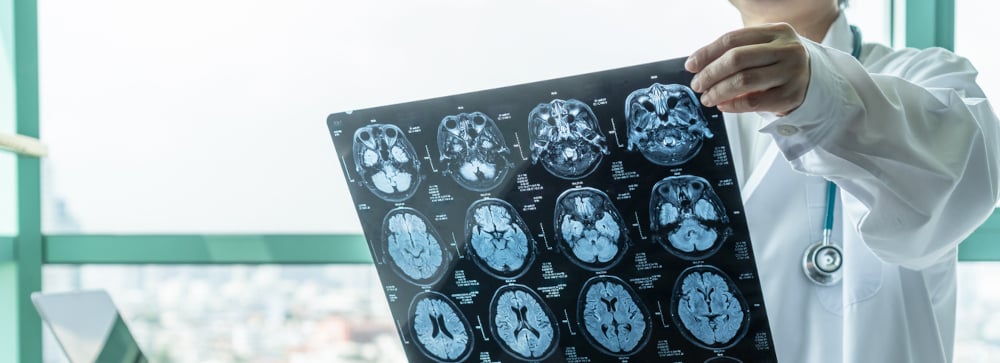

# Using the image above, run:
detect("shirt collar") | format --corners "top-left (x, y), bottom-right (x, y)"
top-left (821, 11), bottom-right (853, 54)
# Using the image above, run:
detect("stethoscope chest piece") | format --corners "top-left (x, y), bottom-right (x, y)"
top-left (802, 180), bottom-right (845, 286)
top-left (802, 240), bottom-right (843, 286)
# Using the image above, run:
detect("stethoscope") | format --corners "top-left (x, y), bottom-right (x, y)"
top-left (801, 24), bottom-right (862, 286)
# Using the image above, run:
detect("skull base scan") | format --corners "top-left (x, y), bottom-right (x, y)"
top-left (625, 83), bottom-right (714, 166)
top-left (650, 175), bottom-right (732, 260)
top-left (465, 198), bottom-right (536, 280)
top-left (579, 276), bottom-right (651, 356)
top-left (382, 207), bottom-right (449, 286)
top-left (409, 292), bottom-right (475, 362)
top-left (555, 187), bottom-right (630, 270)
top-left (490, 285), bottom-right (559, 360)
top-left (671, 266), bottom-right (750, 350)
top-left (528, 99), bottom-right (609, 179)
top-left (352, 124), bottom-right (423, 202)
top-left (437, 112), bottom-right (512, 191)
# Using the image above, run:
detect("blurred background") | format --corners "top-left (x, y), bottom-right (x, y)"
top-left (3, 0), bottom-right (999, 362)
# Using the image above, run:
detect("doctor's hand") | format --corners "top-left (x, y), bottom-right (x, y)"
top-left (685, 23), bottom-right (810, 116)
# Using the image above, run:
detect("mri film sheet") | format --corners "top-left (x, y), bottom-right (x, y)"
top-left (327, 57), bottom-right (776, 362)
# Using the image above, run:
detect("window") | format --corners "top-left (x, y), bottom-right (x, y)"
top-left (844, 0), bottom-right (893, 46)
top-left (37, 0), bottom-right (742, 234)
top-left (955, 0), bottom-right (1000, 100)
top-left (35, 0), bottom-right (897, 235)
top-left (953, 2), bottom-right (1000, 359)
top-left (956, 263), bottom-right (1000, 360)
top-left (42, 265), bottom-right (404, 363)
top-left (1, 26), bottom-right (15, 236)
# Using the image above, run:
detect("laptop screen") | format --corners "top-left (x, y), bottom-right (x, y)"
top-left (32, 290), bottom-right (146, 363)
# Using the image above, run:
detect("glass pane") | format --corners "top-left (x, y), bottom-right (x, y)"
top-left (42, 265), bottom-right (404, 363)
top-left (844, 0), bottom-right (892, 46)
top-left (956, 262), bottom-right (1000, 361)
top-left (956, 0), bottom-right (1000, 207)
top-left (37, 1), bottom-right (743, 233)
top-left (0, 17), bottom-right (15, 236)
top-left (956, 0), bottom-right (1000, 101)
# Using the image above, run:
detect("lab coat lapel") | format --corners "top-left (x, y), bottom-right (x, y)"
top-left (740, 139), bottom-right (780, 204)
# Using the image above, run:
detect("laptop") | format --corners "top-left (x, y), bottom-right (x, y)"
top-left (31, 290), bottom-right (147, 363)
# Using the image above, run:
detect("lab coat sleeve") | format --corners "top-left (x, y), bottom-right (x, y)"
top-left (759, 40), bottom-right (1000, 270)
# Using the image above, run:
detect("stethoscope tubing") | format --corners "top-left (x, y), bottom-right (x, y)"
top-left (803, 24), bottom-right (862, 286)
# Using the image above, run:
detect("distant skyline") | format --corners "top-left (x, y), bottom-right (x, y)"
top-left (42, 265), bottom-right (405, 363)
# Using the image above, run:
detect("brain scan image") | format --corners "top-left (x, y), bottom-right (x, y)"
top-left (705, 357), bottom-right (744, 363)
top-left (528, 99), bottom-right (609, 179)
top-left (670, 265), bottom-right (750, 350)
top-left (490, 284), bottom-right (559, 360)
top-left (625, 83), bottom-right (714, 166)
top-left (437, 112), bottom-right (512, 191)
top-left (555, 187), bottom-right (630, 270)
top-left (352, 124), bottom-right (423, 202)
top-left (578, 276), bottom-right (651, 356)
top-left (650, 175), bottom-right (732, 260)
top-left (382, 207), bottom-right (449, 286)
top-left (465, 198), bottom-right (536, 280)
top-left (408, 292), bottom-right (475, 362)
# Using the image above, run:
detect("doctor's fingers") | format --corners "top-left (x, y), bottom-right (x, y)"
top-left (699, 48), bottom-right (810, 113)
top-left (711, 56), bottom-right (810, 115)
top-left (715, 84), bottom-right (804, 115)
top-left (685, 26), bottom-right (775, 74)
top-left (690, 44), bottom-right (782, 94)
top-left (685, 23), bottom-right (797, 74)
top-left (699, 53), bottom-right (809, 107)
top-left (696, 61), bottom-right (788, 107)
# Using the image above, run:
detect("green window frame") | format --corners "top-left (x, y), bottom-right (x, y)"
top-left (2, 0), bottom-right (996, 361)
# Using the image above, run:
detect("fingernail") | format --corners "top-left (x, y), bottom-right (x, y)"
top-left (690, 77), bottom-right (701, 92)
top-left (685, 57), bottom-right (697, 71)
top-left (701, 95), bottom-right (712, 106)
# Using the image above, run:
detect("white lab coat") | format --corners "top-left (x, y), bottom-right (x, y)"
top-left (724, 13), bottom-right (1000, 363)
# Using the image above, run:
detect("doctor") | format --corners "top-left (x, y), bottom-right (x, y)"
top-left (685, 0), bottom-right (1000, 362)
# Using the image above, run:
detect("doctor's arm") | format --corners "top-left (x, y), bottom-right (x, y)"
top-left (765, 42), bottom-right (1000, 270)
top-left (688, 24), bottom-right (1000, 270)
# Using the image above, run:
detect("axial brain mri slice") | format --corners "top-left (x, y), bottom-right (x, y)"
top-left (555, 187), bottom-right (630, 270)
top-left (650, 175), bottom-right (732, 260)
top-left (382, 207), bottom-right (449, 286)
top-left (352, 124), bottom-right (423, 202)
top-left (705, 357), bottom-right (744, 363)
top-left (437, 112), bottom-right (512, 191)
top-left (465, 198), bottom-right (536, 279)
top-left (490, 285), bottom-right (559, 360)
top-left (671, 265), bottom-right (750, 350)
top-left (409, 292), bottom-right (475, 363)
top-left (578, 276), bottom-right (651, 356)
top-left (528, 99), bottom-right (610, 179)
top-left (625, 83), bottom-right (714, 166)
